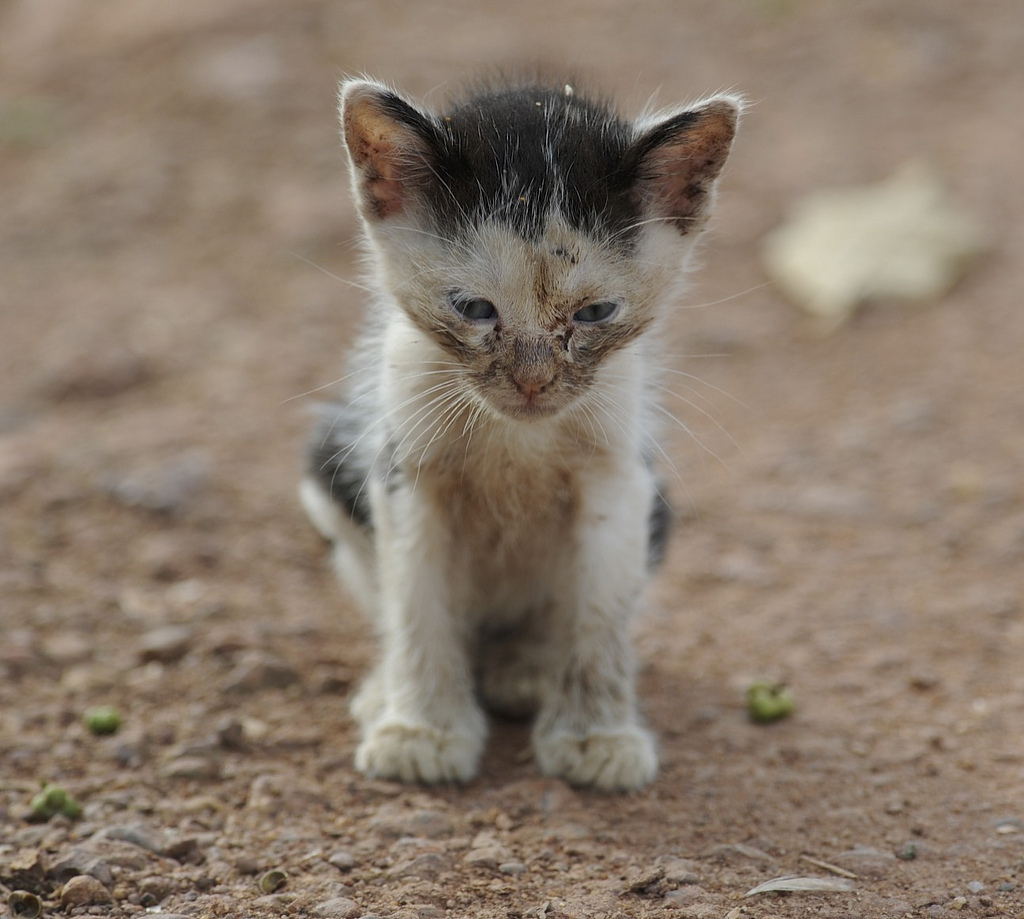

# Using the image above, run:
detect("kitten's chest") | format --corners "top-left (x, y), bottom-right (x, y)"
top-left (444, 448), bottom-right (578, 544)
top-left (423, 434), bottom-right (584, 588)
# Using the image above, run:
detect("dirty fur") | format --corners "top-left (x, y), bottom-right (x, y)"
top-left (300, 77), bottom-right (740, 790)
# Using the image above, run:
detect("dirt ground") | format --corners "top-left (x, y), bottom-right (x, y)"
top-left (2, 1), bottom-right (1023, 917)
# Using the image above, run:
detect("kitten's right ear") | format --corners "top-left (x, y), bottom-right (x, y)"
top-left (340, 80), bottom-right (436, 222)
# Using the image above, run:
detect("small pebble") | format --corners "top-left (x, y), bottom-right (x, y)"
top-left (95, 823), bottom-right (163, 853)
top-left (664, 886), bottom-right (707, 905)
top-left (657, 856), bottom-right (701, 884)
top-left (833, 846), bottom-right (896, 879)
top-left (160, 755), bottom-right (222, 779)
top-left (46, 847), bottom-right (114, 887)
top-left (138, 625), bottom-right (195, 664)
top-left (313, 897), bottom-right (361, 918)
top-left (224, 652), bottom-right (300, 693)
top-left (60, 874), bottom-right (113, 908)
top-left (499, 861), bottom-right (527, 876)
top-left (966, 881), bottom-right (984, 893)
top-left (138, 875), bottom-right (175, 905)
top-left (370, 806), bottom-right (453, 839)
top-left (465, 845), bottom-right (513, 869)
top-left (5, 847), bottom-right (47, 890)
top-left (387, 852), bottom-right (450, 880)
top-left (234, 854), bottom-right (261, 875)
top-left (36, 346), bottom-right (152, 401)
top-left (414, 908), bottom-right (444, 919)
top-left (328, 850), bottom-right (357, 871)
top-left (104, 451), bottom-right (211, 515)
top-left (215, 716), bottom-right (246, 749)
top-left (895, 841), bottom-right (918, 860)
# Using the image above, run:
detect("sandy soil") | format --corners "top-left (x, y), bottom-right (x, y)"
top-left (2, 1), bottom-right (1023, 917)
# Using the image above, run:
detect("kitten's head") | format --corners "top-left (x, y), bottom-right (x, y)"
top-left (340, 78), bottom-right (740, 422)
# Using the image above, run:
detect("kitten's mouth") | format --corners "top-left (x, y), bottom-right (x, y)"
top-left (499, 387), bottom-right (567, 421)
top-left (471, 385), bottom-right (564, 421)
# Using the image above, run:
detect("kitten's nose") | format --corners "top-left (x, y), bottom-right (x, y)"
top-left (510, 339), bottom-right (556, 401)
top-left (515, 375), bottom-right (553, 400)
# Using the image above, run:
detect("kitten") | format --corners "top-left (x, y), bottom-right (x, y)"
top-left (300, 77), bottom-right (739, 790)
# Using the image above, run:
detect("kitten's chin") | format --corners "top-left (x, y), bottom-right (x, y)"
top-left (477, 390), bottom-right (569, 423)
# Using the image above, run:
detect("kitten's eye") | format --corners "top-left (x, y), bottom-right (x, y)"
top-left (573, 301), bottom-right (619, 324)
top-left (450, 294), bottom-right (498, 322)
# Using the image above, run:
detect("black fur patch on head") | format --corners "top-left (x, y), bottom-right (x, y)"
top-left (408, 85), bottom-right (644, 246)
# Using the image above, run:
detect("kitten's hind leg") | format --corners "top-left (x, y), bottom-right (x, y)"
top-left (301, 405), bottom-right (379, 615)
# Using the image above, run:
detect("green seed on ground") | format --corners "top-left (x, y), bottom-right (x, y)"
top-left (84, 704), bottom-right (122, 735)
top-left (30, 782), bottom-right (82, 820)
top-left (258, 869), bottom-right (288, 894)
top-left (746, 680), bottom-right (795, 723)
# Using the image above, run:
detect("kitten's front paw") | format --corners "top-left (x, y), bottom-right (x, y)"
top-left (533, 724), bottom-right (657, 791)
top-left (355, 720), bottom-right (485, 784)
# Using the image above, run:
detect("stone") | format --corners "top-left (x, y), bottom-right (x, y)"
top-left (313, 898), bottom-right (362, 918)
top-left (36, 345), bottom-right (152, 401)
top-left (387, 852), bottom-right (450, 881)
top-left (664, 885), bottom-right (708, 905)
top-left (328, 850), bottom-right (357, 871)
top-left (370, 806), bottom-right (453, 839)
top-left (94, 823), bottom-right (163, 853)
top-left (465, 845), bottom-right (513, 869)
top-left (833, 846), bottom-right (897, 879)
top-left (138, 625), bottom-right (195, 664)
top-left (499, 860), bottom-right (527, 876)
top-left (2, 848), bottom-right (48, 894)
top-left (656, 856), bottom-right (701, 885)
top-left (160, 754), bottom-right (222, 779)
top-left (139, 875), bottom-right (176, 904)
top-left (103, 451), bottom-right (211, 515)
top-left (223, 652), bottom-right (300, 693)
top-left (46, 847), bottom-right (114, 887)
top-left (59, 873), bottom-right (113, 908)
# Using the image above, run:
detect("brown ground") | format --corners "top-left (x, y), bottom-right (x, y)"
top-left (2, 2), bottom-right (1023, 917)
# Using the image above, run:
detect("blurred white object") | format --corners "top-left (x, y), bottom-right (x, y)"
top-left (762, 163), bottom-right (988, 330)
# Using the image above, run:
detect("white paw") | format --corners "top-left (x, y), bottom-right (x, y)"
top-left (355, 720), bottom-right (485, 784)
top-left (350, 669), bottom-right (387, 728)
top-left (533, 725), bottom-right (658, 791)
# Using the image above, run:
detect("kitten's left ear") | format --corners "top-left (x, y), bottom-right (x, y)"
top-left (628, 97), bottom-right (741, 233)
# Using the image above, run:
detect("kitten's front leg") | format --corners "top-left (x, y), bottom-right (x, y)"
top-left (354, 481), bottom-right (486, 784)
top-left (532, 467), bottom-right (658, 791)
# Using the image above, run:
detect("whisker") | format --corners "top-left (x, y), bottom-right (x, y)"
top-left (289, 251), bottom-right (376, 295)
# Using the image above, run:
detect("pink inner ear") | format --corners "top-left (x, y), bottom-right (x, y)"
top-left (359, 150), bottom-right (407, 221)
top-left (642, 106), bottom-right (737, 232)
top-left (342, 89), bottom-right (425, 222)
